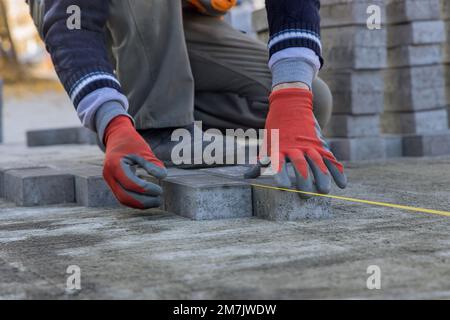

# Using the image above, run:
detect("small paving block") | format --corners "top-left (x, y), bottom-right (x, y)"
top-left (252, 183), bottom-right (332, 221)
top-left (139, 167), bottom-right (208, 210)
top-left (4, 168), bottom-right (75, 206)
top-left (388, 44), bottom-right (443, 67)
top-left (26, 127), bottom-right (97, 147)
top-left (252, 8), bottom-right (268, 33)
top-left (321, 26), bottom-right (387, 70)
top-left (325, 114), bottom-right (381, 138)
top-left (381, 108), bottom-right (449, 135)
top-left (385, 65), bottom-right (447, 112)
top-left (320, 71), bottom-right (384, 115)
top-left (384, 135), bottom-right (404, 158)
top-left (328, 137), bottom-right (386, 161)
top-left (402, 132), bottom-right (450, 156)
top-left (444, 22), bottom-right (450, 64)
top-left (161, 175), bottom-right (252, 220)
top-left (442, 0), bottom-right (450, 19)
top-left (387, 0), bottom-right (442, 24)
top-left (320, 0), bottom-right (386, 28)
top-left (387, 20), bottom-right (445, 48)
top-left (0, 165), bottom-right (47, 199)
top-left (68, 165), bottom-right (119, 208)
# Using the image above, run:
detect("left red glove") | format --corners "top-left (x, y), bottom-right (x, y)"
top-left (246, 88), bottom-right (347, 196)
top-left (103, 116), bottom-right (167, 209)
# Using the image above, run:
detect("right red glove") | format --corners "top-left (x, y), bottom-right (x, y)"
top-left (245, 88), bottom-right (347, 197)
top-left (103, 116), bottom-right (167, 209)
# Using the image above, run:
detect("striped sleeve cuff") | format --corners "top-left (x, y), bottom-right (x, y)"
top-left (77, 87), bottom-right (130, 132)
top-left (268, 23), bottom-right (323, 66)
top-left (61, 67), bottom-right (123, 108)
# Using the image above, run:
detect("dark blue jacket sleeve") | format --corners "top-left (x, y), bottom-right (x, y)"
top-left (265, 0), bottom-right (322, 64)
top-left (42, 0), bottom-right (122, 107)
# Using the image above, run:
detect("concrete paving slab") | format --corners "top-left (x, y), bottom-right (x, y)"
top-left (320, 70), bottom-right (384, 115)
top-left (384, 135), bottom-right (404, 158)
top-left (252, 184), bottom-right (332, 221)
top-left (4, 167), bottom-right (75, 207)
top-left (388, 20), bottom-right (445, 48)
top-left (403, 132), bottom-right (450, 156)
top-left (0, 165), bottom-right (48, 199)
top-left (388, 44), bottom-right (443, 67)
top-left (328, 137), bottom-right (387, 161)
top-left (387, 0), bottom-right (442, 24)
top-left (26, 127), bottom-right (97, 147)
top-left (382, 108), bottom-right (449, 134)
top-left (385, 65), bottom-right (447, 112)
top-left (162, 175), bottom-right (252, 220)
top-left (320, 0), bottom-right (386, 28)
top-left (325, 114), bottom-right (381, 138)
top-left (65, 165), bottom-right (119, 208)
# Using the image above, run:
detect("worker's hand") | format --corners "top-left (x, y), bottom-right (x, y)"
top-left (245, 88), bottom-right (347, 197)
top-left (186, 0), bottom-right (237, 16)
top-left (103, 116), bottom-right (167, 209)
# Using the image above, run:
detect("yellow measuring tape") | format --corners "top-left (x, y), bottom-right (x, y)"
top-left (251, 183), bottom-right (450, 218)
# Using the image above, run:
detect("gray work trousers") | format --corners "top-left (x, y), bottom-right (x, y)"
top-left (30, 0), bottom-right (332, 130)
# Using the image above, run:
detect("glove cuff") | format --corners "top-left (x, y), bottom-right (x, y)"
top-left (95, 101), bottom-right (135, 150)
top-left (269, 88), bottom-right (313, 109)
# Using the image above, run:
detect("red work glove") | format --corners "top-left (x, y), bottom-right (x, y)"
top-left (245, 88), bottom-right (347, 197)
top-left (103, 116), bottom-right (167, 209)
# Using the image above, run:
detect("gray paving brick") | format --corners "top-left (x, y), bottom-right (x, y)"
top-left (384, 135), bottom-right (404, 158)
top-left (442, 0), bottom-right (450, 19)
top-left (320, 0), bottom-right (386, 27)
top-left (387, 0), bottom-right (441, 24)
top-left (0, 165), bottom-right (47, 199)
top-left (67, 165), bottom-right (119, 208)
top-left (387, 20), bottom-right (445, 48)
top-left (320, 71), bottom-right (384, 115)
top-left (444, 22), bottom-right (450, 64)
top-left (385, 65), bottom-right (447, 112)
top-left (403, 132), bottom-right (450, 156)
top-left (328, 137), bottom-right (386, 161)
top-left (139, 167), bottom-right (209, 211)
top-left (322, 26), bottom-right (387, 70)
top-left (252, 8), bottom-right (268, 33)
top-left (388, 44), bottom-right (443, 67)
top-left (325, 115), bottom-right (381, 138)
top-left (252, 183), bottom-right (332, 221)
top-left (381, 108), bottom-right (449, 134)
top-left (4, 168), bottom-right (75, 206)
top-left (26, 127), bottom-right (97, 147)
top-left (161, 175), bottom-right (252, 220)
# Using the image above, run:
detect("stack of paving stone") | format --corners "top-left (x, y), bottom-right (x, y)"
top-left (441, 0), bottom-right (450, 126)
top-left (383, 0), bottom-right (450, 156)
top-left (319, 0), bottom-right (388, 161)
top-left (253, 1), bottom-right (388, 161)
